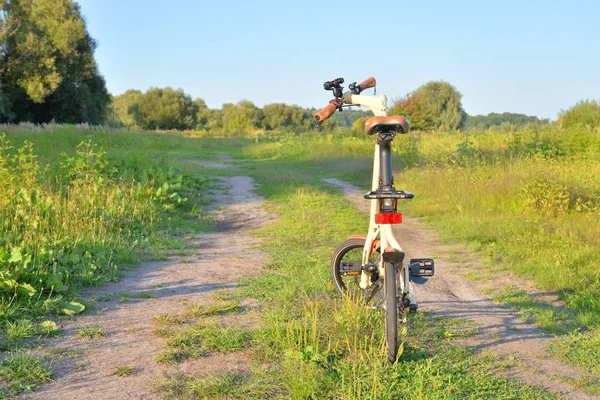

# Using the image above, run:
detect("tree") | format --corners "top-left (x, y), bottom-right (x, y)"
top-left (133, 87), bottom-right (196, 130)
top-left (463, 112), bottom-right (545, 130)
top-left (390, 81), bottom-right (466, 131)
top-left (220, 100), bottom-right (263, 134)
top-left (109, 90), bottom-right (143, 127)
top-left (0, 0), bottom-right (109, 123)
top-left (332, 109), bottom-right (371, 128)
top-left (390, 94), bottom-right (436, 131)
top-left (262, 103), bottom-right (313, 131)
top-left (559, 100), bottom-right (600, 130)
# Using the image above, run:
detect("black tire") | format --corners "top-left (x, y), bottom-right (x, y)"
top-left (331, 239), bottom-right (381, 301)
top-left (384, 260), bottom-right (399, 362)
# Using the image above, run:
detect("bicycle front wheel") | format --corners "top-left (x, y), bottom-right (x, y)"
top-left (384, 260), bottom-right (399, 362)
top-left (331, 238), bottom-right (381, 303)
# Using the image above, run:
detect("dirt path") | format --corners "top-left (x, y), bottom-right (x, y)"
top-left (323, 178), bottom-right (597, 400)
top-left (29, 176), bottom-right (271, 400)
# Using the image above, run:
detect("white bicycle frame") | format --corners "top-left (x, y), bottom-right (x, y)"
top-left (344, 93), bottom-right (416, 307)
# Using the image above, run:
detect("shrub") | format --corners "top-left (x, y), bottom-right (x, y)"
top-left (559, 100), bottom-right (600, 130)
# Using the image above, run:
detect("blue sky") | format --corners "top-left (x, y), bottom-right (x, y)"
top-left (77, 0), bottom-right (599, 119)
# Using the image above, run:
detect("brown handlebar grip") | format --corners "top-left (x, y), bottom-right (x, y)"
top-left (358, 77), bottom-right (376, 91)
top-left (314, 103), bottom-right (337, 122)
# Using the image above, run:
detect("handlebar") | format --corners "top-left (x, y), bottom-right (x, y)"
top-left (314, 101), bottom-right (339, 123)
top-left (357, 77), bottom-right (376, 92)
top-left (314, 77), bottom-right (376, 125)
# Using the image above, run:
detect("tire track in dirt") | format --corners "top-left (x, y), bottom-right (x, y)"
top-left (323, 178), bottom-right (597, 400)
top-left (28, 176), bottom-right (272, 400)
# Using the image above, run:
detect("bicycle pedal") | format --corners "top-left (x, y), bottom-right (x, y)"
top-left (409, 258), bottom-right (434, 277)
top-left (409, 303), bottom-right (418, 313)
top-left (340, 261), bottom-right (362, 276)
top-left (363, 263), bottom-right (378, 273)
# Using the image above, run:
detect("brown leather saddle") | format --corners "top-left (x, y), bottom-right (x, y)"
top-left (364, 116), bottom-right (409, 135)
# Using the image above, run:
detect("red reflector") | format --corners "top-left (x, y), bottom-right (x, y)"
top-left (375, 213), bottom-right (402, 224)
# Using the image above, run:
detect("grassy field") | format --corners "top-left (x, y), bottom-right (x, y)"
top-left (239, 123), bottom-right (600, 392)
top-left (0, 126), bottom-right (225, 394)
top-left (243, 125), bottom-right (600, 330)
top-left (156, 161), bottom-right (557, 399)
top-left (1, 122), bottom-right (599, 397)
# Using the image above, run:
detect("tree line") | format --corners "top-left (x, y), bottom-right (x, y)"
top-left (107, 87), bottom-right (347, 133)
top-left (0, 0), bottom-right (583, 133)
top-left (0, 0), bottom-right (109, 124)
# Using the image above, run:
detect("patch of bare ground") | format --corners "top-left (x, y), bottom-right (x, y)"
top-left (27, 176), bottom-right (272, 400)
top-left (323, 178), bottom-right (598, 400)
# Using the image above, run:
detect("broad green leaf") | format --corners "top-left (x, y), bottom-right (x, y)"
top-left (8, 247), bottom-right (22, 263)
top-left (44, 295), bottom-right (63, 311)
top-left (0, 278), bottom-right (17, 292)
top-left (45, 273), bottom-right (63, 288)
top-left (62, 301), bottom-right (85, 316)
top-left (15, 283), bottom-right (37, 297)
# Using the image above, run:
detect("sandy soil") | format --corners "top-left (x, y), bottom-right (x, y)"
top-left (322, 178), bottom-right (597, 400)
top-left (27, 176), bottom-right (272, 400)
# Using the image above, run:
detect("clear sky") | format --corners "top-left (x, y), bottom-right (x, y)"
top-left (77, 0), bottom-right (599, 119)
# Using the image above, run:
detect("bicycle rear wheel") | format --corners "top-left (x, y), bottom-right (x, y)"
top-left (384, 260), bottom-right (399, 362)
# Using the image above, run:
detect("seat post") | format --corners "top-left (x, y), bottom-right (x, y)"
top-left (379, 139), bottom-right (393, 191)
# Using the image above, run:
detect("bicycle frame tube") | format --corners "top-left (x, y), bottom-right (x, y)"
top-left (351, 92), bottom-right (415, 304)
top-left (346, 94), bottom-right (387, 117)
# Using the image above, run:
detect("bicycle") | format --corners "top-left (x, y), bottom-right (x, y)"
top-left (314, 77), bottom-right (435, 362)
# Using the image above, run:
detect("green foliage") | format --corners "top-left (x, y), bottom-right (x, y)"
top-left (107, 89), bottom-right (142, 128)
top-left (559, 100), bottom-right (600, 130)
top-left (164, 323), bottom-right (252, 353)
top-left (390, 81), bottom-right (466, 131)
top-left (76, 326), bottom-right (106, 339)
top-left (133, 87), bottom-right (197, 130)
top-left (0, 127), bottom-right (211, 327)
top-left (221, 100), bottom-right (263, 134)
top-left (0, 0), bottom-right (109, 124)
top-left (464, 112), bottom-right (547, 131)
top-left (0, 353), bottom-right (52, 395)
top-left (332, 108), bottom-right (371, 128)
top-left (549, 332), bottom-right (600, 375)
top-left (262, 103), bottom-right (313, 131)
top-left (159, 368), bottom-right (282, 400)
top-left (202, 170), bottom-right (558, 399)
top-left (390, 94), bottom-right (437, 131)
top-left (109, 96), bottom-right (337, 135)
top-left (112, 366), bottom-right (137, 377)
top-left (521, 175), bottom-right (570, 217)
top-left (185, 300), bottom-right (243, 318)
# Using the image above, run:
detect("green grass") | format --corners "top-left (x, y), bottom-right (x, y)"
top-left (158, 156), bottom-right (560, 399)
top-left (154, 313), bottom-right (187, 326)
top-left (185, 300), bottom-right (244, 318)
top-left (549, 331), bottom-right (600, 375)
top-left (155, 348), bottom-right (208, 365)
top-left (243, 124), bottom-right (600, 332)
top-left (76, 326), bottom-right (106, 339)
top-left (163, 323), bottom-right (252, 354)
top-left (3, 123), bottom-right (597, 396)
top-left (489, 285), bottom-right (579, 334)
top-left (0, 125), bottom-right (220, 354)
top-left (112, 366), bottom-right (137, 377)
top-left (0, 353), bottom-right (52, 395)
top-left (159, 368), bottom-right (283, 400)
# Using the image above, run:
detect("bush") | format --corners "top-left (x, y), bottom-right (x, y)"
top-left (559, 100), bottom-right (600, 130)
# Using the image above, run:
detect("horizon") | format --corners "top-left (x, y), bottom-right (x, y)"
top-left (77, 0), bottom-right (600, 120)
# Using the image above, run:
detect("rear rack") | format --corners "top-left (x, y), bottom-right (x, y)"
top-left (364, 190), bottom-right (414, 200)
